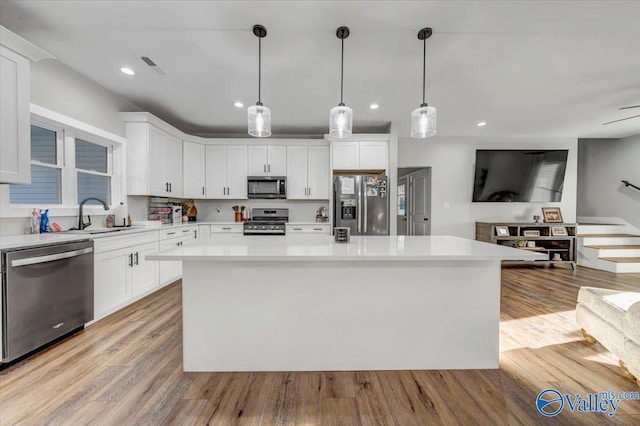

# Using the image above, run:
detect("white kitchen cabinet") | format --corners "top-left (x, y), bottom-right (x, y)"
top-left (286, 224), bottom-right (331, 234)
top-left (205, 145), bottom-right (247, 199)
top-left (124, 121), bottom-right (183, 197)
top-left (286, 145), bottom-right (329, 200)
top-left (197, 224), bottom-right (211, 242)
top-left (248, 145), bottom-right (287, 177)
top-left (332, 140), bottom-right (388, 171)
top-left (358, 141), bottom-right (388, 170)
top-left (211, 224), bottom-right (243, 234)
top-left (183, 141), bottom-right (205, 198)
top-left (159, 226), bottom-right (197, 284)
top-left (0, 46), bottom-right (30, 184)
top-left (94, 233), bottom-right (160, 319)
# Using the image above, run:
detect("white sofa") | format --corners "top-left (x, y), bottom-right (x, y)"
top-left (576, 287), bottom-right (640, 383)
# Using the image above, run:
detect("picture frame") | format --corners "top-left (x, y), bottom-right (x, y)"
top-left (551, 226), bottom-right (567, 236)
top-left (542, 207), bottom-right (563, 223)
top-left (495, 226), bottom-right (510, 237)
top-left (523, 230), bottom-right (540, 237)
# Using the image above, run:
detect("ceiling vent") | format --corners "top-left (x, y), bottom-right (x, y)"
top-left (140, 56), bottom-right (166, 75)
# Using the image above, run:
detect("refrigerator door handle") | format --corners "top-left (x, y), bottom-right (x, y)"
top-left (363, 184), bottom-right (368, 234)
top-left (357, 177), bottom-right (362, 234)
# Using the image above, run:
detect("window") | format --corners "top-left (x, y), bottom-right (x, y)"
top-left (10, 125), bottom-right (63, 204)
top-left (75, 138), bottom-right (111, 205)
top-left (4, 105), bottom-right (124, 218)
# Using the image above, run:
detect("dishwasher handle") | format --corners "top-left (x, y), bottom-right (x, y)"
top-left (11, 247), bottom-right (94, 267)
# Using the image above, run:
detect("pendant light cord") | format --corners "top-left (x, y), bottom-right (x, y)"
top-left (340, 37), bottom-right (344, 104)
top-left (258, 37), bottom-right (262, 104)
top-left (422, 37), bottom-right (426, 105)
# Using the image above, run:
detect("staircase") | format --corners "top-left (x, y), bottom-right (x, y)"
top-left (577, 223), bottom-right (640, 273)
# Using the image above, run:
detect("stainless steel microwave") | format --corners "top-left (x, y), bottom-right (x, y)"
top-left (247, 176), bottom-right (286, 199)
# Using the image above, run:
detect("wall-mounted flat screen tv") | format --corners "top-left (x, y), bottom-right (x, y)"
top-left (473, 150), bottom-right (568, 202)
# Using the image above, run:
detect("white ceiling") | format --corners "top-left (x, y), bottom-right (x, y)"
top-left (1, 1), bottom-right (639, 139)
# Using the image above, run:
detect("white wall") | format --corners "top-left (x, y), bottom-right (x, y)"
top-left (31, 60), bottom-right (140, 137)
top-left (577, 134), bottom-right (640, 230)
top-left (398, 136), bottom-right (578, 239)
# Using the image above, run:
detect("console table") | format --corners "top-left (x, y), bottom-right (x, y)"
top-left (476, 222), bottom-right (576, 269)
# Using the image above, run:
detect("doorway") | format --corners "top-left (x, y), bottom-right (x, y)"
top-left (397, 167), bottom-right (432, 236)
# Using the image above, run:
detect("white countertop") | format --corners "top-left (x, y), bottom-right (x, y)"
top-left (147, 235), bottom-right (548, 262)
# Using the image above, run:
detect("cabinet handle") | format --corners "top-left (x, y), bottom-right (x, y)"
top-left (308, 187), bottom-right (311, 197)
top-left (128, 253), bottom-right (133, 267)
top-left (183, 229), bottom-right (191, 233)
top-left (268, 164), bottom-right (271, 173)
top-left (264, 164), bottom-right (266, 173)
top-left (169, 182), bottom-right (172, 192)
top-left (293, 228), bottom-right (302, 231)
top-left (165, 182), bottom-right (169, 192)
top-left (313, 228), bottom-right (323, 231)
top-left (202, 186), bottom-right (205, 195)
top-left (227, 186), bottom-right (230, 195)
top-left (222, 227), bottom-right (231, 230)
top-left (134, 252), bottom-right (139, 266)
top-left (194, 230), bottom-right (198, 239)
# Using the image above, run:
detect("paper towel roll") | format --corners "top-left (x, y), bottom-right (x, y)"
top-left (114, 202), bottom-right (128, 227)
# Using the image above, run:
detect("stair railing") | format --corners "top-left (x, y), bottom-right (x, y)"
top-left (621, 180), bottom-right (640, 191)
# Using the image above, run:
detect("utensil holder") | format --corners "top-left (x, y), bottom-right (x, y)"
top-left (334, 227), bottom-right (350, 243)
top-left (235, 212), bottom-right (242, 222)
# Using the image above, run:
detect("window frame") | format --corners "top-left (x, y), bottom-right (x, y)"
top-left (1, 104), bottom-right (126, 219)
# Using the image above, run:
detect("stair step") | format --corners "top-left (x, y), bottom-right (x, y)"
top-left (600, 257), bottom-right (640, 263)
top-left (578, 234), bottom-right (640, 238)
top-left (584, 245), bottom-right (640, 249)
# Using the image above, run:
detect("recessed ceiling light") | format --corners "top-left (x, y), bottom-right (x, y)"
top-left (477, 121), bottom-right (487, 127)
top-left (234, 102), bottom-right (244, 108)
top-left (120, 67), bottom-right (135, 76)
top-left (369, 103), bottom-right (379, 110)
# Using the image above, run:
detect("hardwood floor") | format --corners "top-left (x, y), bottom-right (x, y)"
top-left (1, 265), bottom-right (640, 425)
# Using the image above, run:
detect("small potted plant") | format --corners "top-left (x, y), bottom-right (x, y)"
top-left (515, 239), bottom-right (528, 248)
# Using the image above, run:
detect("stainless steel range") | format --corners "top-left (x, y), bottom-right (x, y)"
top-left (243, 208), bottom-right (288, 235)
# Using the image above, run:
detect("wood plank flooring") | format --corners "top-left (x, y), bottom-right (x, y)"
top-left (1, 265), bottom-right (640, 425)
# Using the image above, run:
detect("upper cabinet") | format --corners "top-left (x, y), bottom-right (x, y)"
top-left (205, 145), bottom-right (247, 199)
top-left (0, 27), bottom-right (53, 184)
top-left (183, 141), bottom-right (205, 198)
top-left (124, 119), bottom-right (183, 197)
top-left (247, 145), bottom-right (286, 177)
top-left (287, 145), bottom-right (329, 200)
top-left (332, 140), bottom-right (388, 171)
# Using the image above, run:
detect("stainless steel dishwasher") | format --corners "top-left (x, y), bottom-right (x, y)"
top-left (2, 240), bottom-right (94, 363)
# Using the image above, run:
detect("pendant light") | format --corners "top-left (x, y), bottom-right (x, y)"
top-left (248, 24), bottom-right (271, 137)
top-left (411, 27), bottom-right (436, 138)
top-left (329, 26), bottom-right (353, 138)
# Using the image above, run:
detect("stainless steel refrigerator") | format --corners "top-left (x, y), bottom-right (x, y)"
top-left (334, 175), bottom-right (389, 235)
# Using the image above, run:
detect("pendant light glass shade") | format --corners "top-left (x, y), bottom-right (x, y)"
top-left (248, 104), bottom-right (271, 137)
top-left (411, 105), bottom-right (436, 138)
top-left (329, 104), bottom-right (353, 138)
top-left (248, 25), bottom-right (271, 138)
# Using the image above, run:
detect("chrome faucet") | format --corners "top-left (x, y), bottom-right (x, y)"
top-left (78, 197), bottom-right (110, 230)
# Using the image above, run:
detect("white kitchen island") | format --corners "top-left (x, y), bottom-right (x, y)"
top-left (148, 235), bottom-right (545, 372)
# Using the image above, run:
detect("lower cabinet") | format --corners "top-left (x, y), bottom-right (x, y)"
top-left (94, 239), bottom-right (159, 319)
top-left (159, 226), bottom-right (197, 285)
top-left (286, 224), bottom-right (331, 234)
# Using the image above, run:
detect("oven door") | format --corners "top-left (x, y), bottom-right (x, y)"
top-left (247, 177), bottom-right (286, 199)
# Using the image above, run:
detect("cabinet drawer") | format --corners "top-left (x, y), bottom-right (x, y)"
top-left (160, 226), bottom-right (197, 240)
top-left (211, 224), bottom-right (243, 234)
top-left (94, 230), bottom-right (159, 254)
top-left (286, 225), bottom-right (331, 234)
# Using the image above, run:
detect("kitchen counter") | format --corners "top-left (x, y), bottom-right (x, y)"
top-left (147, 235), bottom-right (545, 262)
top-left (150, 235), bottom-right (545, 372)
